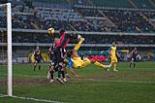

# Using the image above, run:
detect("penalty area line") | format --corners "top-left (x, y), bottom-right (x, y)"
top-left (0, 94), bottom-right (63, 103)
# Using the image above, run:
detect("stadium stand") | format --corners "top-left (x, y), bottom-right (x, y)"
top-left (92, 0), bottom-right (132, 8)
top-left (0, 0), bottom-right (155, 32)
top-left (131, 0), bottom-right (155, 9)
top-left (6, 33), bottom-right (154, 44)
top-left (0, 0), bottom-right (155, 61)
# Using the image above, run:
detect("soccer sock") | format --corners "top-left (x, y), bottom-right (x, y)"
top-left (133, 63), bottom-right (136, 68)
top-left (57, 63), bottom-right (63, 78)
top-left (33, 65), bottom-right (37, 71)
top-left (38, 65), bottom-right (41, 70)
top-left (50, 70), bottom-right (54, 79)
top-left (113, 63), bottom-right (117, 70)
top-left (94, 61), bottom-right (106, 68)
top-left (58, 71), bottom-right (61, 78)
top-left (130, 63), bottom-right (132, 68)
top-left (61, 71), bottom-right (65, 79)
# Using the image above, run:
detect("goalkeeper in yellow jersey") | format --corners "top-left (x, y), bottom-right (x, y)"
top-left (109, 42), bottom-right (119, 71)
top-left (66, 35), bottom-right (111, 77)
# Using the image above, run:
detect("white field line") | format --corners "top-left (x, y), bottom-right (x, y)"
top-left (0, 94), bottom-right (64, 103)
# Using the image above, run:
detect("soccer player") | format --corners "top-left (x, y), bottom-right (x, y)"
top-left (67, 36), bottom-right (111, 77)
top-left (31, 46), bottom-right (42, 71)
top-left (48, 47), bottom-right (54, 62)
top-left (48, 29), bottom-right (78, 83)
top-left (129, 48), bottom-right (138, 68)
top-left (109, 42), bottom-right (118, 71)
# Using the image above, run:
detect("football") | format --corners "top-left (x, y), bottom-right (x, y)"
top-left (48, 27), bottom-right (55, 36)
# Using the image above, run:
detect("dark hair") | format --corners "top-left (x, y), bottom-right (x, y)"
top-left (59, 29), bottom-right (65, 34)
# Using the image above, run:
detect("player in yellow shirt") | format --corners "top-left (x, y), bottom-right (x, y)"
top-left (110, 42), bottom-right (118, 71)
top-left (67, 36), bottom-right (111, 71)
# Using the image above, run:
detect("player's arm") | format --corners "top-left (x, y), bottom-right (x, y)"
top-left (108, 47), bottom-right (112, 56)
top-left (31, 51), bottom-right (36, 63)
top-left (39, 51), bottom-right (44, 62)
top-left (116, 51), bottom-right (120, 59)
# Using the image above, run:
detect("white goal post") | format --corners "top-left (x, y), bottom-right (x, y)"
top-left (0, 3), bottom-right (12, 96)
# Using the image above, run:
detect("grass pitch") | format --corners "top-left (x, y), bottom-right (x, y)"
top-left (0, 62), bottom-right (155, 103)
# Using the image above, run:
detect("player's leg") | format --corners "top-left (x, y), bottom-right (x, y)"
top-left (113, 62), bottom-right (118, 71)
top-left (81, 58), bottom-right (91, 68)
top-left (56, 48), bottom-right (66, 83)
top-left (59, 48), bottom-right (67, 82)
top-left (47, 49), bottom-right (58, 82)
top-left (74, 37), bottom-right (85, 51)
top-left (33, 61), bottom-right (37, 71)
top-left (129, 58), bottom-right (133, 68)
top-left (47, 64), bottom-right (55, 83)
top-left (58, 62), bottom-right (66, 82)
top-left (94, 61), bottom-right (111, 68)
top-left (37, 60), bottom-right (41, 70)
top-left (111, 58), bottom-right (118, 71)
top-left (38, 65), bottom-right (41, 70)
top-left (133, 57), bottom-right (136, 68)
top-left (133, 62), bottom-right (136, 68)
top-left (31, 54), bottom-right (37, 71)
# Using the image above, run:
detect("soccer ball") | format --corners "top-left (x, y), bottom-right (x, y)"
top-left (48, 27), bottom-right (55, 36)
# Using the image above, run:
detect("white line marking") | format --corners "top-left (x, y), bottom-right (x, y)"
top-left (0, 94), bottom-right (64, 103)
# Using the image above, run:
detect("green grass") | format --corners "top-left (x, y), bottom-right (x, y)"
top-left (0, 62), bottom-right (155, 103)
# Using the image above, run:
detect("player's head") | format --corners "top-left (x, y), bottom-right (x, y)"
top-left (59, 29), bottom-right (65, 35)
top-left (133, 47), bottom-right (137, 51)
top-left (36, 46), bottom-right (40, 51)
top-left (112, 42), bottom-right (116, 47)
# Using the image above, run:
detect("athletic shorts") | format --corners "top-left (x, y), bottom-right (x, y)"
top-left (111, 57), bottom-right (118, 63)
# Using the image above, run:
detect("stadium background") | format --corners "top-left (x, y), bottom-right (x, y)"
top-left (0, 0), bottom-right (155, 103)
top-left (0, 0), bottom-right (155, 63)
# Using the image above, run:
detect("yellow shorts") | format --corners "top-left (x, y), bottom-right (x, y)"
top-left (73, 58), bottom-right (91, 68)
top-left (81, 58), bottom-right (91, 68)
top-left (111, 57), bottom-right (118, 63)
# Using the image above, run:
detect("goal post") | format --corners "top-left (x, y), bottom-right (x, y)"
top-left (7, 3), bottom-right (12, 97)
top-left (0, 3), bottom-right (13, 96)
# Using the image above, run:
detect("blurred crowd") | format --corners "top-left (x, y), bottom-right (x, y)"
top-left (0, 0), bottom-right (155, 33)
top-left (6, 33), bottom-right (154, 44)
